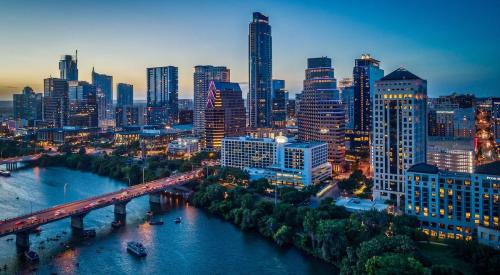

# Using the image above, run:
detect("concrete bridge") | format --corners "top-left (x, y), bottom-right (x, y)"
top-left (0, 168), bottom-right (204, 250)
top-left (0, 153), bottom-right (60, 171)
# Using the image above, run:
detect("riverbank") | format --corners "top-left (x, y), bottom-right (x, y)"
top-left (0, 167), bottom-right (335, 274)
top-left (23, 153), bottom-right (498, 274)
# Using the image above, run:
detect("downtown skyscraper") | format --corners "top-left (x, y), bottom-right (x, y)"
top-left (248, 12), bottom-right (272, 129)
top-left (146, 66), bottom-right (178, 125)
top-left (91, 68), bottom-right (113, 124)
top-left (59, 52), bottom-right (78, 81)
top-left (43, 77), bottom-right (69, 128)
top-left (298, 57), bottom-right (346, 172)
top-left (351, 54), bottom-right (384, 150)
top-left (117, 83), bottom-right (133, 107)
top-left (193, 65), bottom-right (230, 136)
top-left (372, 68), bottom-right (427, 206)
top-left (13, 86), bottom-right (42, 125)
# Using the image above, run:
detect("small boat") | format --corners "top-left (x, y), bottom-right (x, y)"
top-left (127, 241), bottom-right (147, 257)
top-left (149, 219), bottom-right (164, 225)
top-left (0, 170), bottom-right (11, 177)
top-left (24, 250), bottom-right (40, 262)
top-left (111, 220), bottom-right (123, 228)
top-left (174, 217), bottom-right (182, 223)
top-left (83, 229), bottom-right (96, 238)
top-left (146, 211), bottom-right (153, 217)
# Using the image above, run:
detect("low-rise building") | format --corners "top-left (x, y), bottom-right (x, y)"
top-left (427, 137), bottom-right (475, 173)
top-left (167, 137), bottom-right (200, 157)
top-left (36, 127), bottom-right (98, 144)
top-left (222, 136), bottom-right (331, 187)
top-left (405, 161), bottom-right (500, 249)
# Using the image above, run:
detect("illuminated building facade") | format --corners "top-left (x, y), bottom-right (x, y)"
top-left (372, 68), bottom-right (427, 206)
top-left (248, 12), bottom-right (272, 129)
top-left (43, 77), bottom-right (69, 128)
top-left (68, 81), bottom-right (98, 128)
top-left (13, 86), bottom-right (42, 126)
top-left (352, 54), bottom-right (384, 150)
top-left (146, 66), bottom-right (178, 125)
top-left (405, 162), bottom-right (500, 249)
top-left (193, 65), bottom-right (230, 136)
top-left (297, 57), bottom-right (345, 172)
top-left (271, 79), bottom-right (287, 128)
top-left (427, 137), bottom-right (475, 173)
top-left (221, 136), bottom-right (331, 187)
top-left (115, 106), bottom-right (140, 127)
top-left (204, 81), bottom-right (246, 151)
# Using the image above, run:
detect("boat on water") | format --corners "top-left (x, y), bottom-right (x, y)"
top-left (174, 217), bottom-right (182, 223)
top-left (82, 229), bottom-right (96, 238)
top-left (0, 170), bottom-right (11, 177)
top-left (146, 211), bottom-right (153, 217)
top-left (127, 241), bottom-right (147, 257)
top-left (111, 220), bottom-right (123, 228)
top-left (149, 219), bottom-right (164, 225)
top-left (24, 250), bottom-right (39, 262)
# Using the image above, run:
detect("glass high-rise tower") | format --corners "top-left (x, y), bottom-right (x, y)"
top-left (59, 52), bottom-right (78, 81)
top-left (248, 12), bottom-right (272, 129)
top-left (298, 57), bottom-right (346, 172)
top-left (146, 66), bottom-right (178, 125)
top-left (193, 65), bottom-right (230, 136)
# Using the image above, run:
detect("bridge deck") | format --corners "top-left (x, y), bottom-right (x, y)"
top-left (0, 168), bottom-right (203, 237)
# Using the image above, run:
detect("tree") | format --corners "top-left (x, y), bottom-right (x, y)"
top-left (365, 254), bottom-right (428, 275)
top-left (315, 219), bottom-right (347, 262)
top-left (273, 225), bottom-right (293, 246)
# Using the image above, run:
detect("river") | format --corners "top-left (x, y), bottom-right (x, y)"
top-left (0, 167), bottom-right (335, 274)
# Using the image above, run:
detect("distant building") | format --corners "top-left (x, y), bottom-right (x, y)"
top-left (372, 68), bottom-right (427, 206)
top-left (204, 81), bottom-right (246, 151)
top-left (168, 137), bottom-right (200, 157)
top-left (146, 66), bottom-right (178, 125)
top-left (428, 99), bottom-right (475, 138)
top-left (178, 109), bottom-right (193, 125)
top-left (13, 86), bottom-right (42, 125)
top-left (352, 54), bottom-right (384, 150)
top-left (427, 137), bottom-right (475, 173)
top-left (37, 126), bottom-right (98, 144)
top-left (43, 78), bottom-right (69, 128)
top-left (339, 78), bottom-right (354, 130)
top-left (271, 79), bottom-right (287, 128)
top-left (115, 105), bottom-right (139, 127)
top-left (286, 99), bottom-right (296, 125)
top-left (493, 98), bottom-right (500, 141)
top-left (59, 52), bottom-right (78, 81)
top-left (298, 57), bottom-right (345, 172)
top-left (91, 68), bottom-right (113, 122)
top-left (405, 162), bottom-right (500, 249)
top-left (222, 136), bottom-right (331, 187)
top-left (117, 83), bottom-right (133, 107)
top-left (178, 99), bottom-right (194, 111)
top-left (193, 66), bottom-right (230, 135)
top-left (248, 12), bottom-right (272, 129)
top-left (68, 81), bottom-right (98, 127)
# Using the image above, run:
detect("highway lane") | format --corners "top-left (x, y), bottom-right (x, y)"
top-left (0, 168), bottom-right (202, 237)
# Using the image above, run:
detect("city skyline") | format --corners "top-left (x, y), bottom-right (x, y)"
top-left (1, 0), bottom-right (499, 100)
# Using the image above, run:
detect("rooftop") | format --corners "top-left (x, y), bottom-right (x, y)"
top-left (335, 197), bottom-right (388, 212)
top-left (475, 161), bottom-right (500, 176)
top-left (407, 163), bottom-right (439, 174)
top-left (380, 67), bottom-right (422, 81)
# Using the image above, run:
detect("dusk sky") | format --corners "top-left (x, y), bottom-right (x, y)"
top-left (1, 0), bottom-right (499, 100)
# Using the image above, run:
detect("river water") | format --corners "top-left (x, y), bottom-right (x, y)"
top-left (0, 167), bottom-right (334, 274)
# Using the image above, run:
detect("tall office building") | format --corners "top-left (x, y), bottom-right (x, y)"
top-left (146, 66), bottom-right (178, 125)
top-left (338, 78), bottom-right (355, 130)
top-left (117, 83), bottom-right (133, 107)
top-left (428, 94), bottom-right (475, 138)
top-left (115, 106), bottom-right (140, 127)
top-left (204, 81), bottom-right (246, 151)
top-left (43, 78), bottom-right (69, 128)
top-left (193, 66), bottom-right (230, 135)
top-left (352, 54), bottom-right (384, 149)
top-left (59, 52), bottom-right (78, 81)
top-left (13, 86), bottom-right (42, 125)
top-left (68, 81), bottom-right (98, 127)
top-left (298, 57), bottom-right (346, 172)
top-left (372, 68), bottom-right (427, 206)
top-left (271, 79), bottom-right (287, 128)
top-left (91, 68), bottom-right (113, 122)
top-left (248, 12), bottom-right (272, 129)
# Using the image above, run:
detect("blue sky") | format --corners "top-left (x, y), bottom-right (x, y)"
top-left (0, 0), bottom-right (499, 100)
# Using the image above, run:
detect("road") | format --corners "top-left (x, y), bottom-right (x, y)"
top-left (0, 168), bottom-right (203, 238)
top-left (0, 152), bottom-right (60, 165)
